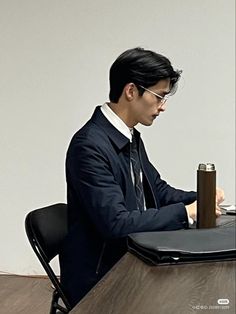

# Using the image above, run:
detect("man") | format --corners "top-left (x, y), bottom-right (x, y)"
top-left (59, 47), bottom-right (224, 307)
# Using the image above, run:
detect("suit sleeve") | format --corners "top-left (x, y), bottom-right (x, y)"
top-left (148, 161), bottom-right (197, 206)
top-left (67, 135), bottom-right (192, 239)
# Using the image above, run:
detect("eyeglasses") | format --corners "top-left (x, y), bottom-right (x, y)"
top-left (139, 85), bottom-right (170, 105)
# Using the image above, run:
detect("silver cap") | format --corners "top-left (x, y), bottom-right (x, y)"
top-left (198, 163), bottom-right (215, 171)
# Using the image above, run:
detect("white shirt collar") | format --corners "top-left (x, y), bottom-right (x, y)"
top-left (100, 103), bottom-right (132, 142)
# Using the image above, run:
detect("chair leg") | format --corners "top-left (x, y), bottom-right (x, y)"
top-left (50, 290), bottom-right (70, 314)
top-left (50, 290), bottom-right (59, 314)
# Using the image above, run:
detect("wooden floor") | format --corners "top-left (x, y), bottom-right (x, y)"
top-left (0, 275), bottom-right (52, 314)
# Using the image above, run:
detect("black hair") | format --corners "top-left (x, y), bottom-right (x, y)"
top-left (109, 47), bottom-right (182, 103)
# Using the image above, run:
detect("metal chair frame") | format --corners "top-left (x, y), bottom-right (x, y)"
top-left (25, 203), bottom-right (72, 313)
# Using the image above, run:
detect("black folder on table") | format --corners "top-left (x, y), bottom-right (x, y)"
top-left (127, 220), bottom-right (236, 265)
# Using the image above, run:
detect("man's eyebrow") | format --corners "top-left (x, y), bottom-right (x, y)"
top-left (155, 89), bottom-right (171, 95)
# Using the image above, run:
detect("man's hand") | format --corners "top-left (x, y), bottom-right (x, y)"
top-left (185, 201), bottom-right (197, 221)
top-left (186, 201), bottom-right (221, 222)
top-left (186, 187), bottom-right (225, 221)
top-left (216, 187), bottom-right (225, 205)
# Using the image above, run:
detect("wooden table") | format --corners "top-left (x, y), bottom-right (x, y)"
top-left (71, 253), bottom-right (236, 314)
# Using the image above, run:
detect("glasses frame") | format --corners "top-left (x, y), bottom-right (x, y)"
top-left (139, 85), bottom-right (170, 105)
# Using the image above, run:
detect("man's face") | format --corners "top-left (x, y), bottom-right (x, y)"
top-left (130, 78), bottom-right (171, 127)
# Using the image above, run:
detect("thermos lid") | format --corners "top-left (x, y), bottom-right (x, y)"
top-left (198, 163), bottom-right (215, 171)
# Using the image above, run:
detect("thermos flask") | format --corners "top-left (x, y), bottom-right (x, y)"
top-left (197, 163), bottom-right (216, 228)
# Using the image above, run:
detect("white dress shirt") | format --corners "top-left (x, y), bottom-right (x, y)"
top-left (101, 102), bottom-right (132, 142)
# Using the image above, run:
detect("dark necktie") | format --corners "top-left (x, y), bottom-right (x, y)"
top-left (130, 135), bottom-right (145, 211)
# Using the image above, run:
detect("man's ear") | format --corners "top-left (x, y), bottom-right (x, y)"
top-left (124, 83), bottom-right (136, 101)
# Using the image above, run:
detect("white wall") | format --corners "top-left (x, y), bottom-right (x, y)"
top-left (0, 0), bottom-right (235, 275)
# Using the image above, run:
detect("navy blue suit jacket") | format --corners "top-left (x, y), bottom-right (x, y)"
top-left (59, 106), bottom-right (196, 306)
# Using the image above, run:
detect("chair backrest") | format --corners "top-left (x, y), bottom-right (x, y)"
top-left (25, 203), bottom-right (68, 262)
top-left (25, 203), bottom-right (71, 311)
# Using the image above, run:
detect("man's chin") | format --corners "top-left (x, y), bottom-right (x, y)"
top-left (140, 120), bottom-right (154, 127)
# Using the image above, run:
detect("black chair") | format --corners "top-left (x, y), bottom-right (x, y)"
top-left (25, 203), bottom-right (72, 313)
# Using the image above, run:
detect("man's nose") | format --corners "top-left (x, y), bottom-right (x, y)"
top-left (158, 102), bottom-right (167, 112)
